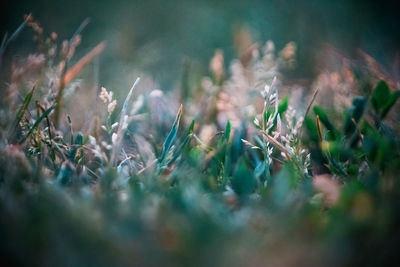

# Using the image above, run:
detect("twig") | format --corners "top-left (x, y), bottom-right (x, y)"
top-left (305, 88), bottom-right (319, 118)
top-left (262, 131), bottom-right (291, 160)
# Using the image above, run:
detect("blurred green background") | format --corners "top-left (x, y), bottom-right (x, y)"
top-left (1, 0), bottom-right (400, 89)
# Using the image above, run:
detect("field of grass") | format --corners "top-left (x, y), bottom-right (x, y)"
top-left (1, 15), bottom-right (400, 267)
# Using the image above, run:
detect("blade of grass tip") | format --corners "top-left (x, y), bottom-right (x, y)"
top-left (305, 88), bottom-right (319, 118)
top-left (37, 102), bottom-right (53, 142)
top-left (169, 120), bottom-right (195, 164)
top-left (0, 14), bottom-right (31, 69)
top-left (70, 18), bottom-right (90, 42)
top-left (67, 115), bottom-right (74, 144)
top-left (158, 104), bottom-right (183, 164)
top-left (8, 14), bottom-right (31, 43)
top-left (37, 102), bottom-right (55, 161)
top-left (12, 83), bottom-right (37, 131)
top-left (21, 104), bottom-right (56, 143)
top-left (110, 77), bottom-right (141, 165)
top-left (0, 32), bottom-right (8, 51)
top-left (301, 88), bottom-right (319, 136)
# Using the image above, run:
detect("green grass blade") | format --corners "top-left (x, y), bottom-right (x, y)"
top-left (158, 104), bottom-right (183, 164)
top-left (381, 91), bottom-right (400, 118)
top-left (13, 84), bottom-right (36, 130)
top-left (21, 104), bottom-right (56, 143)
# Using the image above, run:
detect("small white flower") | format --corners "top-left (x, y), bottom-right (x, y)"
top-left (88, 135), bottom-right (97, 146)
top-left (149, 89), bottom-right (163, 98)
top-left (111, 122), bottom-right (119, 130)
top-left (253, 117), bottom-right (260, 127)
top-left (264, 84), bottom-right (270, 95)
top-left (99, 87), bottom-right (113, 103)
top-left (111, 133), bottom-right (118, 145)
top-left (107, 100), bottom-right (117, 114)
top-left (101, 141), bottom-right (112, 150)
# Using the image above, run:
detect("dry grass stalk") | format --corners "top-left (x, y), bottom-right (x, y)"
top-left (54, 41), bottom-right (106, 125)
top-left (61, 41), bottom-right (106, 88)
top-left (262, 131), bottom-right (291, 160)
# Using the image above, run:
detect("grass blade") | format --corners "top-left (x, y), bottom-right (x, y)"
top-left (110, 77), bottom-right (141, 165)
top-left (158, 104), bottom-right (183, 165)
top-left (12, 84), bottom-right (36, 131)
top-left (21, 104), bottom-right (56, 143)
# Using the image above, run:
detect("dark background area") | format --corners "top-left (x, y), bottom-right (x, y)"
top-left (1, 0), bottom-right (400, 89)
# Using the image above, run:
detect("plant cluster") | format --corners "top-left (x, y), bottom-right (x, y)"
top-left (1, 17), bottom-right (400, 267)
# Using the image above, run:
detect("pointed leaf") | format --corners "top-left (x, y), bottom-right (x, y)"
top-left (278, 96), bottom-right (289, 114)
top-left (158, 104), bottom-right (183, 164)
top-left (371, 80), bottom-right (390, 112)
top-left (22, 104), bottom-right (56, 143)
top-left (381, 90), bottom-right (400, 118)
top-left (313, 106), bottom-right (338, 140)
top-left (344, 96), bottom-right (367, 136)
top-left (13, 84), bottom-right (36, 130)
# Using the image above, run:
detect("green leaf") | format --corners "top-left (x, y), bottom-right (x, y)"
top-left (158, 104), bottom-right (183, 164)
top-left (278, 96), bottom-right (289, 114)
top-left (344, 96), bottom-right (367, 136)
top-left (218, 120), bottom-right (231, 148)
top-left (169, 120), bottom-right (195, 165)
top-left (254, 161), bottom-right (266, 178)
top-left (223, 120), bottom-right (231, 140)
top-left (231, 158), bottom-right (255, 197)
top-left (313, 106), bottom-right (338, 140)
top-left (188, 119), bottom-right (195, 134)
top-left (381, 90), bottom-right (400, 118)
top-left (371, 80), bottom-right (390, 112)
top-left (13, 84), bottom-right (36, 130)
top-left (22, 104), bottom-right (56, 143)
top-left (304, 116), bottom-right (319, 142)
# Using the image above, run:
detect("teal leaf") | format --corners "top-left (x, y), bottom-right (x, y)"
top-left (254, 161), bottom-right (266, 178)
top-left (344, 96), bottom-right (367, 136)
top-left (218, 120), bottom-right (231, 148)
top-left (158, 104), bottom-right (183, 164)
top-left (231, 159), bottom-right (255, 197)
top-left (224, 120), bottom-right (231, 140)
